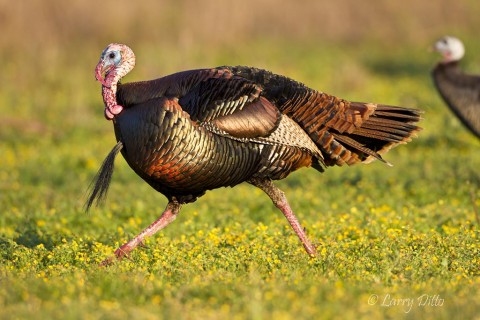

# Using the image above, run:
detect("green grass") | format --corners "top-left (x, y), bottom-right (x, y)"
top-left (2, 31), bottom-right (480, 320)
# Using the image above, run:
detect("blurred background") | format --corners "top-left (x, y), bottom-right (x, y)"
top-left (2, 0), bottom-right (479, 50)
top-left (1, 0), bottom-right (479, 131)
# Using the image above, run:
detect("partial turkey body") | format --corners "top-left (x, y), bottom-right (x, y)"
top-left (432, 36), bottom-right (480, 138)
top-left (88, 43), bottom-right (422, 265)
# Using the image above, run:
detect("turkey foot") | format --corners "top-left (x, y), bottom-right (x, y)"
top-left (249, 178), bottom-right (317, 256)
top-left (99, 201), bottom-right (182, 266)
top-left (104, 104), bottom-right (124, 120)
top-left (99, 243), bottom-right (134, 267)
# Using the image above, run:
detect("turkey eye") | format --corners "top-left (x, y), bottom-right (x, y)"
top-left (109, 52), bottom-right (116, 59)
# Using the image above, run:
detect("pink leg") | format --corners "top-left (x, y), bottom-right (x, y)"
top-left (249, 178), bottom-right (317, 256)
top-left (100, 201), bottom-right (182, 266)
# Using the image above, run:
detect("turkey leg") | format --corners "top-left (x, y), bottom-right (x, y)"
top-left (100, 200), bottom-right (181, 266)
top-left (248, 178), bottom-right (317, 256)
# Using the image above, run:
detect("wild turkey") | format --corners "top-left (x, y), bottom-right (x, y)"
top-left (88, 43), bottom-right (422, 265)
top-left (432, 36), bottom-right (480, 138)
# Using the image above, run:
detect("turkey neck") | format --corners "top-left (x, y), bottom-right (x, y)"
top-left (101, 71), bottom-right (121, 115)
top-left (102, 84), bottom-right (118, 112)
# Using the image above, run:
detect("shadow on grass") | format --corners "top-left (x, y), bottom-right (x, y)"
top-left (13, 222), bottom-right (56, 250)
top-left (0, 237), bottom-right (18, 261)
top-left (364, 57), bottom-right (431, 78)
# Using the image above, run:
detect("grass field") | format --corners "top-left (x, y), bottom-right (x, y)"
top-left (1, 1), bottom-right (480, 319)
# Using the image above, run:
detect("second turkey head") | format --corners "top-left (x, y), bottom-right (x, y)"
top-left (433, 36), bottom-right (465, 63)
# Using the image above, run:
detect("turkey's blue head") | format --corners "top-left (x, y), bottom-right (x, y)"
top-left (95, 43), bottom-right (136, 87)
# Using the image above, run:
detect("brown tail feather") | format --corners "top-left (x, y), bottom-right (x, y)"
top-left (354, 104), bottom-right (422, 159)
top-left (331, 133), bottom-right (389, 165)
top-left (329, 103), bottom-right (421, 165)
top-left (282, 92), bottom-right (422, 167)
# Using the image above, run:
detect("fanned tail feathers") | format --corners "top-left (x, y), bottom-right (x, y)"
top-left (282, 92), bottom-right (422, 167)
top-left (84, 141), bottom-right (123, 212)
top-left (323, 103), bottom-right (422, 166)
top-left (355, 105), bottom-right (421, 163)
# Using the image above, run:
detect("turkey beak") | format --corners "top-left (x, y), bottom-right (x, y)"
top-left (95, 60), bottom-right (115, 87)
